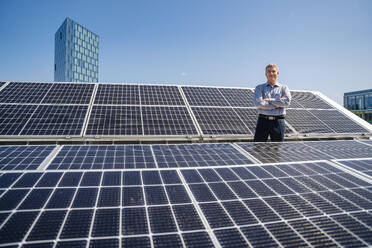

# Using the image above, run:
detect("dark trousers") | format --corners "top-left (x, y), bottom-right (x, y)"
top-left (253, 117), bottom-right (285, 142)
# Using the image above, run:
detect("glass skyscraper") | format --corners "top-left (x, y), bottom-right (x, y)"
top-left (54, 17), bottom-right (99, 82)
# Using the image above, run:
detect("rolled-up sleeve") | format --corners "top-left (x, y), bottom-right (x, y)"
top-left (269, 86), bottom-right (291, 108)
top-left (254, 85), bottom-right (276, 110)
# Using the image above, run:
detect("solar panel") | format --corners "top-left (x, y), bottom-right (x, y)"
top-left (182, 87), bottom-right (230, 106)
top-left (191, 107), bottom-right (251, 135)
top-left (0, 82), bottom-right (52, 104)
top-left (47, 145), bottom-right (156, 170)
top-left (94, 84), bottom-right (139, 105)
top-left (142, 106), bottom-right (198, 135)
top-left (309, 109), bottom-right (369, 133)
top-left (1, 143), bottom-right (372, 247)
top-left (0, 146), bottom-right (55, 170)
top-left (286, 109), bottom-right (335, 133)
top-left (0, 80), bottom-right (372, 247)
top-left (86, 105), bottom-right (142, 135)
top-left (218, 88), bottom-right (255, 107)
top-left (0, 82), bottom-right (6, 88)
top-left (20, 105), bottom-right (88, 136)
top-left (140, 85), bottom-right (185, 105)
top-left (152, 143), bottom-right (254, 168)
top-left (237, 142), bottom-right (334, 163)
top-left (42, 83), bottom-right (94, 104)
top-left (0, 104), bottom-right (38, 135)
top-left (291, 91), bottom-right (334, 109)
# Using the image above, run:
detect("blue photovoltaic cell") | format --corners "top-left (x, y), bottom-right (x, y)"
top-left (0, 82), bottom-right (52, 104)
top-left (122, 237), bottom-right (151, 248)
top-left (140, 85), bottom-right (185, 106)
top-left (47, 145), bottom-right (156, 170)
top-left (89, 238), bottom-right (119, 248)
top-left (172, 204), bottom-right (204, 231)
top-left (20, 105), bottom-right (88, 136)
top-left (92, 208), bottom-right (120, 237)
top-left (94, 84), bottom-right (139, 105)
top-left (0, 104), bottom-right (38, 135)
top-left (214, 228), bottom-right (249, 248)
top-left (58, 172), bottom-right (83, 187)
top-left (42, 83), bottom-right (94, 104)
top-left (182, 87), bottom-right (230, 106)
top-left (80, 172), bottom-right (102, 186)
top-left (122, 187), bottom-right (144, 206)
top-left (56, 240), bottom-right (87, 248)
top-left (152, 234), bottom-right (183, 248)
top-left (86, 105), bottom-right (142, 135)
top-left (97, 187), bottom-right (120, 207)
top-left (60, 209), bottom-right (94, 239)
top-left (148, 206), bottom-right (177, 233)
top-left (0, 146), bottom-right (55, 170)
top-left (152, 143), bottom-right (253, 168)
top-left (72, 187), bottom-right (98, 208)
top-left (122, 207), bottom-right (148, 235)
top-left (182, 232), bottom-right (215, 248)
top-left (142, 106), bottom-right (198, 135)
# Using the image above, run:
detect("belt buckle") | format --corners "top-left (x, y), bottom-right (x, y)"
top-left (268, 116), bottom-right (275, 120)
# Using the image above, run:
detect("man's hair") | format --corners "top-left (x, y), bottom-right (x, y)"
top-left (265, 64), bottom-right (279, 73)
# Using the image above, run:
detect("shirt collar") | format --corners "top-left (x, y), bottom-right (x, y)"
top-left (265, 81), bottom-right (281, 87)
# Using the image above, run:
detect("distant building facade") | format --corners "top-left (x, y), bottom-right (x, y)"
top-left (54, 17), bottom-right (99, 82)
top-left (344, 89), bottom-right (372, 124)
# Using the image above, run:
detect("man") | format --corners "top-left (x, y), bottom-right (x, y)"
top-left (253, 64), bottom-right (291, 142)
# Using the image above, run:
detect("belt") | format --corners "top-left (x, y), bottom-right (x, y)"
top-left (259, 114), bottom-right (285, 120)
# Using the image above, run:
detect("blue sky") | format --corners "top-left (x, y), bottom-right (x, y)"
top-left (0, 0), bottom-right (371, 104)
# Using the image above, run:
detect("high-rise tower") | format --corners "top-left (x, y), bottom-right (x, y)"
top-left (54, 17), bottom-right (99, 82)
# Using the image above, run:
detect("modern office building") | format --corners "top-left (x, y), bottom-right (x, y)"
top-left (344, 89), bottom-right (372, 124)
top-left (54, 17), bottom-right (99, 82)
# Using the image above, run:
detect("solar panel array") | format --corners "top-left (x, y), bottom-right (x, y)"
top-left (0, 140), bottom-right (372, 247)
top-left (0, 82), bottom-right (370, 141)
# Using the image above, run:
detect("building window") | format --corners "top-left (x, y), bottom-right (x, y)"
top-left (347, 96), bottom-right (355, 110)
top-left (365, 94), bottom-right (372, 109)
top-left (60, 32), bottom-right (62, 40)
top-left (54, 64), bottom-right (56, 71)
top-left (355, 95), bottom-right (363, 110)
top-left (365, 112), bottom-right (372, 122)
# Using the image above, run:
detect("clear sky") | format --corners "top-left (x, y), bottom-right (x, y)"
top-left (0, 0), bottom-right (371, 104)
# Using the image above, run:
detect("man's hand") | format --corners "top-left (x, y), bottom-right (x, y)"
top-left (263, 98), bottom-right (270, 102)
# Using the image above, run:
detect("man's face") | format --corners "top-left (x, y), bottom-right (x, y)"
top-left (266, 66), bottom-right (279, 84)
